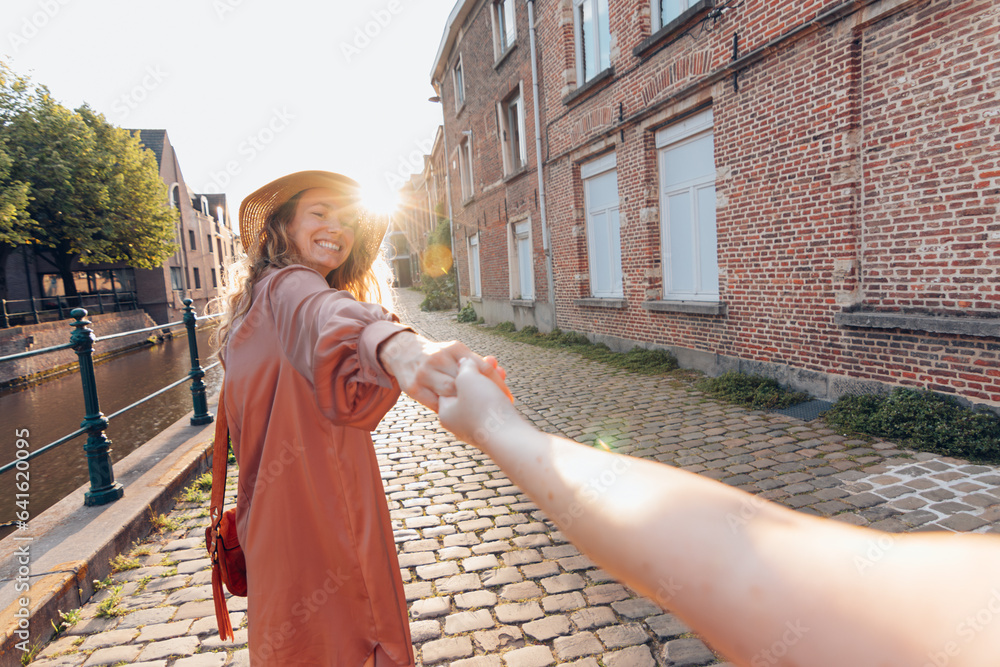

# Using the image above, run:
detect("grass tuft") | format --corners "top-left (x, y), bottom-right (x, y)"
top-left (695, 372), bottom-right (810, 410)
top-left (824, 388), bottom-right (1000, 464)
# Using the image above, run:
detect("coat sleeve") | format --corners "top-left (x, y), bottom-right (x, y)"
top-left (265, 266), bottom-right (414, 430)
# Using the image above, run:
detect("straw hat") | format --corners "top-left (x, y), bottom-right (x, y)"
top-left (238, 170), bottom-right (388, 265)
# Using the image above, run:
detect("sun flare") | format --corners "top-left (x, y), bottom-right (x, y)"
top-left (360, 184), bottom-right (401, 218)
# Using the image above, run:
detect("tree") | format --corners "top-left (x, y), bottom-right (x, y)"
top-left (0, 62), bottom-right (34, 301)
top-left (5, 86), bottom-right (176, 298)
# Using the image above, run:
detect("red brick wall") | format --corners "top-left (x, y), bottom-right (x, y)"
top-left (437, 0), bottom-right (548, 307)
top-left (530, 0), bottom-right (1000, 405)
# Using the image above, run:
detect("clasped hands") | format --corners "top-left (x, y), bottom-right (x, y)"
top-left (379, 332), bottom-right (513, 418)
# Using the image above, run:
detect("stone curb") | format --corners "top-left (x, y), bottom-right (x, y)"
top-left (0, 394), bottom-right (220, 667)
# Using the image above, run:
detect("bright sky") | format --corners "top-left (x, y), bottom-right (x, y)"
top-left (1, 0), bottom-right (455, 221)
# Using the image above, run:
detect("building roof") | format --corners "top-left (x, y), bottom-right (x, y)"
top-left (430, 0), bottom-right (476, 85)
top-left (129, 129), bottom-right (168, 168)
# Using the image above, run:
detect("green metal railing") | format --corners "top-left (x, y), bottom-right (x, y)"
top-left (0, 299), bottom-right (219, 506)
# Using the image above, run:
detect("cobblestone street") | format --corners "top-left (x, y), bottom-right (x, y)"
top-left (27, 288), bottom-right (1000, 667)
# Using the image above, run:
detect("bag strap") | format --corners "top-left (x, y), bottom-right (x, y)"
top-left (208, 384), bottom-right (235, 642)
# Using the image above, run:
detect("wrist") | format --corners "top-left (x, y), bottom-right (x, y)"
top-left (378, 331), bottom-right (419, 377)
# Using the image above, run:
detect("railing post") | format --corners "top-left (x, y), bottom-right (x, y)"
top-left (31, 297), bottom-right (39, 324)
top-left (184, 299), bottom-right (214, 426)
top-left (97, 292), bottom-right (105, 314)
top-left (1, 299), bottom-right (8, 328)
top-left (70, 308), bottom-right (124, 506)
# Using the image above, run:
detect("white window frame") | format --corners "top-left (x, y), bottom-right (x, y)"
top-left (652, 0), bottom-right (692, 31)
top-left (492, 0), bottom-right (517, 58)
top-left (509, 218), bottom-right (534, 300)
top-left (458, 135), bottom-right (475, 202)
top-left (573, 0), bottom-right (611, 85)
top-left (452, 56), bottom-right (466, 112)
top-left (498, 85), bottom-right (528, 175)
top-left (656, 108), bottom-right (718, 301)
top-left (468, 233), bottom-right (482, 298)
top-left (581, 152), bottom-right (623, 298)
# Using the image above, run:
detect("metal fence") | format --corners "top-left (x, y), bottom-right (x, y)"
top-left (0, 299), bottom-right (218, 507)
top-left (1, 292), bottom-right (141, 328)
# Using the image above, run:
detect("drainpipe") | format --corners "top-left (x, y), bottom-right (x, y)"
top-left (527, 0), bottom-right (557, 329)
top-left (431, 85), bottom-right (462, 307)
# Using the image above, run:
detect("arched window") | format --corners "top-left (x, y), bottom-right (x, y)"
top-left (169, 183), bottom-right (180, 209)
top-left (200, 196), bottom-right (210, 216)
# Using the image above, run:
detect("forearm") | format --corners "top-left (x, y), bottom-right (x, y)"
top-left (482, 418), bottom-right (1000, 667)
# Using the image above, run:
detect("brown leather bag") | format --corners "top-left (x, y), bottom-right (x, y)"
top-left (205, 385), bottom-right (247, 641)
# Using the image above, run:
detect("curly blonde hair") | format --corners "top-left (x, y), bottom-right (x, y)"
top-left (211, 191), bottom-right (395, 356)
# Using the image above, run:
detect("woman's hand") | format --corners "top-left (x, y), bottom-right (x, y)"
top-left (378, 332), bottom-right (512, 412)
top-left (439, 358), bottom-right (522, 450)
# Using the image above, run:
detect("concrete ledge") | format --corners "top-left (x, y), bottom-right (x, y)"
top-left (0, 394), bottom-right (219, 666)
top-left (574, 298), bottom-right (626, 309)
top-left (835, 311), bottom-right (1000, 338)
top-left (642, 300), bottom-right (726, 316)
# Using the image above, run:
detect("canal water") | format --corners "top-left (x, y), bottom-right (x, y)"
top-left (0, 329), bottom-right (223, 540)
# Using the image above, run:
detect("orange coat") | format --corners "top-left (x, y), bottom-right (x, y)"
top-left (222, 265), bottom-right (416, 666)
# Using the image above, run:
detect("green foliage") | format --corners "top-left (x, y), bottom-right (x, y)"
top-left (194, 472), bottom-right (214, 491)
top-left (483, 323), bottom-right (679, 375)
top-left (419, 218), bottom-right (459, 311)
top-left (95, 584), bottom-right (126, 618)
top-left (109, 553), bottom-right (140, 573)
top-left (456, 303), bottom-right (478, 323)
top-left (1, 63), bottom-right (177, 298)
top-left (696, 372), bottom-right (810, 410)
top-left (824, 388), bottom-right (1000, 463)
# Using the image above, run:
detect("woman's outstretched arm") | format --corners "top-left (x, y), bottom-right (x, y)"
top-left (438, 360), bottom-right (1000, 667)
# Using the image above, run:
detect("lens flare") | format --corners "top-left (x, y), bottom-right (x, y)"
top-left (422, 244), bottom-right (453, 278)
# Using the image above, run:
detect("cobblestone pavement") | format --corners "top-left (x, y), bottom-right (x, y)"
top-left (28, 288), bottom-right (1000, 666)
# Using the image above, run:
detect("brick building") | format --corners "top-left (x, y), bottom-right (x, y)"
top-left (3, 129), bottom-right (237, 326)
top-left (433, 0), bottom-right (1000, 409)
top-left (432, 0), bottom-right (557, 330)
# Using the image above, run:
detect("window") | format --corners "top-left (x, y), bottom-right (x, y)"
top-left (113, 268), bottom-right (135, 293)
top-left (170, 267), bottom-right (184, 291)
top-left (499, 88), bottom-right (528, 174)
top-left (200, 196), bottom-right (210, 216)
top-left (494, 0), bottom-right (516, 55)
top-left (458, 135), bottom-right (475, 201)
top-left (453, 56), bottom-right (466, 111)
top-left (657, 109), bottom-right (718, 300)
top-left (653, 0), bottom-right (693, 31)
top-left (581, 152), bottom-right (623, 298)
top-left (193, 267), bottom-right (201, 289)
top-left (188, 230), bottom-right (196, 250)
top-left (217, 238), bottom-right (223, 257)
top-left (468, 233), bottom-right (482, 298)
top-left (574, 0), bottom-right (611, 84)
top-left (510, 220), bottom-right (534, 300)
top-left (211, 268), bottom-right (218, 288)
top-left (169, 183), bottom-right (180, 209)
top-left (208, 234), bottom-right (214, 252)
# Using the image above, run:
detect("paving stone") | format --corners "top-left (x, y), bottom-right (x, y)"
top-left (474, 625), bottom-right (525, 652)
top-left (173, 654), bottom-right (227, 667)
top-left (421, 636), bottom-right (473, 664)
top-left (541, 573), bottom-right (587, 593)
top-left (661, 637), bottom-right (715, 666)
top-left (584, 583), bottom-right (630, 604)
top-left (453, 657), bottom-right (502, 667)
top-left (445, 609), bottom-right (496, 634)
top-left (62, 615), bottom-right (120, 636)
top-left (137, 636), bottom-right (200, 661)
top-left (79, 628), bottom-right (140, 650)
top-left (83, 645), bottom-right (143, 666)
top-left (604, 646), bottom-right (657, 667)
top-left (503, 645), bottom-right (556, 667)
top-left (571, 606), bottom-right (618, 630)
top-left (501, 581), bottom-right (543, 600)
top-left (844, 492), bottom-right (885, 509)
top-left (411, 596), bottom-right (452, 619)
top-left (174, 600), bottom-right (216, 620)
top-left (482, 567), bottom-right (523, 587)
top-left (417, 561), bottom-right (461, 580)
top-left (496, 601), bottom-right (544, 623)
top-left (503, 549), bottom-right (542, 566)
top-left (612, 598), bottom-right (662, 619)
top-left (647, 614), bottom-right (690, 640)
top-left (938, 513), bottom-right (989, 532)
top-left (136, 619), bottom-right (194, 642)
top-left (523, 614), bottom-right (572, 640)
top-left (455, 590), bottom-right (499, 608)
top-left (436, 573), bottom-right (482, 593)
top-left (598, 622), bottom-right (650, 649)
top-left (398, 552), bottom-right (437, 567)
top-left (463, 554), bottom-right (500, 571)
top-left (521, 561), bottom-right (561, 579)
top-left (542, 591), bottom-right (588, 612)
top-left (553, 632), bottom-right (604, 660)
